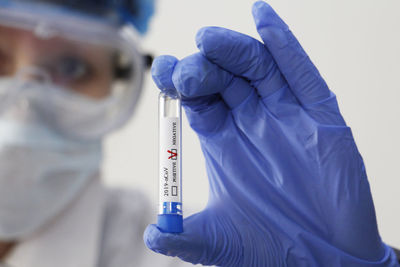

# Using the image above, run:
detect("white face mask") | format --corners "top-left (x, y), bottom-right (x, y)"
top-left (0, 78), bottom-right (102, 241)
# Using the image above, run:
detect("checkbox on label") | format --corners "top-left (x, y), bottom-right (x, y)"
top-left (172, 186), bottom-right (178, 196)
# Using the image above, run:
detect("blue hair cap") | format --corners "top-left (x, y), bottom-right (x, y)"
top-left (5, 0), bottom-right (156, 34)
top-left (116, 0), bottom-right (155, 34)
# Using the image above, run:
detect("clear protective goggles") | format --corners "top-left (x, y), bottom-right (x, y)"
top-left (0, 1), bottom-right (146, 140)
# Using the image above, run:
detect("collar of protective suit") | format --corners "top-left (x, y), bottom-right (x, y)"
top-left (5, 177), bottom-right (105, 267)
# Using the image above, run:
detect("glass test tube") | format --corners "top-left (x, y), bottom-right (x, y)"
top-left (157, 89), bottom-right (183, 233)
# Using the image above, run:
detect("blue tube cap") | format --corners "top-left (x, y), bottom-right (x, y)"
top-left (157, 214), bottom-right (183, 233)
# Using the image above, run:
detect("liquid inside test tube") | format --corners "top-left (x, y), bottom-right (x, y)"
top-left (157, 89), bottom-right (183, 233)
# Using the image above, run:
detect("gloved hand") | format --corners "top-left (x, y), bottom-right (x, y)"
top-left (144, 1), bottom-right (399, 266)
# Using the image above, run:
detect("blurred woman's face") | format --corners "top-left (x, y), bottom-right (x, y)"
top-left (0, 25), bottom-right (114, 99)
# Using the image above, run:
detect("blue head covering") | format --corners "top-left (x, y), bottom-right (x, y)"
top-left (114, 0), bottom-right (155, 34)
top-left (10, 0), bottom-right (155, 34)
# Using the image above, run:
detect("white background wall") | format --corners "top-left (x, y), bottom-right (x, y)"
top-left (103, 0), bottom-right (400, 248)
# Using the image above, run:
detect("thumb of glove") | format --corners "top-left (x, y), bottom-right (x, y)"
top-left (144, 209), bottom-right (243, 266)
top-left (144, 212), bottom-right (210, 264)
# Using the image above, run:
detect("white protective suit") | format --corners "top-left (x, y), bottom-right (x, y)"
top-left (3, 177), bottom-right (194, 267)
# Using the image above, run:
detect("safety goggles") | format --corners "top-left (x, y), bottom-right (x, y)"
top-left (0, 1), bottom-right (146, 140)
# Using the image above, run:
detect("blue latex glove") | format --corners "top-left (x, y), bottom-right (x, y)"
top-left (144, 1), bottom-right (399, 266)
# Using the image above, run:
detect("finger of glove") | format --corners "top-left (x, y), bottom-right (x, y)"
top-left (196, 26), bottom-right (287, 99)
top-left (172, 53), bottom-right (254, 110)
top-left (252, 1), bottom-right (332, 107)
top-left (151, 54), bottom-right (228, 135)
top-left (151, 55), bottom-right (178, 90)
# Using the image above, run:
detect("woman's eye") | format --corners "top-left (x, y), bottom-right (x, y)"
top-left (52, 56), bottom-right (92, 84)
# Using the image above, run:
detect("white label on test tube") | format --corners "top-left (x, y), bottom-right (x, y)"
top-left (159, 117), bottom-right (181, 203)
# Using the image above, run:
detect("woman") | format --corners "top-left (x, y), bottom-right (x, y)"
top-left (0, 0), bottom-right (188, 266)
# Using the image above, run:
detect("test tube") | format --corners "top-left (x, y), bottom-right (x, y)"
top-left (157, 89), bottom-right (183, 233)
